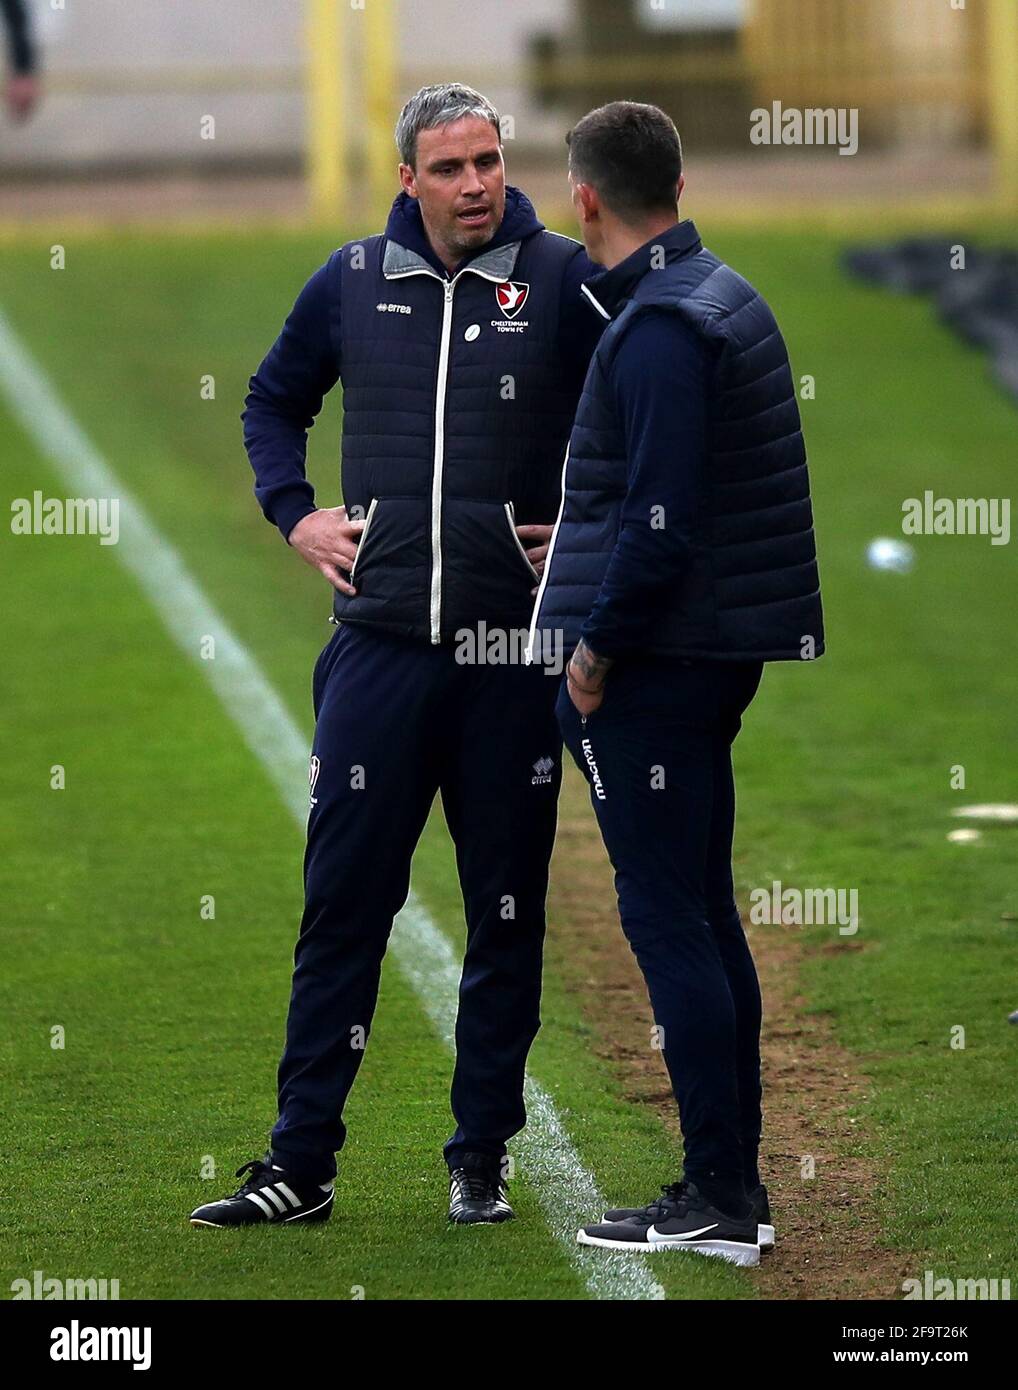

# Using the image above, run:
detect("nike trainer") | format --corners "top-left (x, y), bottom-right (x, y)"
top-left (578, 1179), bottom-right (760, 1266)
top-left (602, 1180), bottom-right (775, 1250)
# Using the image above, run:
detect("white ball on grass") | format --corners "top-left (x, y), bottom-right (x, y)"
top-left (866, 537), bottom-right (915, 572)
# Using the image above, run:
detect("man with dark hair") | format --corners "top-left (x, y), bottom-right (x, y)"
top-left (1, 0), bottom-right (39, 120)
top-left (566, 101), bottom-right (684, 219)
top-left (530, 101), bottom-right (824, 1266)
top-left (189, 84), bottom-right (603, 1230)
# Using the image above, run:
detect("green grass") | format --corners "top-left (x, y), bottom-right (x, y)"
top-left (705, 226), bottom-right (1018, 1276)
top-left (1, 221), bottom-right (1016, 1297)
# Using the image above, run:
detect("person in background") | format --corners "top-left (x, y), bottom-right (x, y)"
top-left (2, 0), bottom-right (40, 121)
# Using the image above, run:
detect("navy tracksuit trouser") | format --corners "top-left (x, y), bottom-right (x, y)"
top-left (556, 656), bottom-right (765, 1202)
top-left (270, 622), bottom-right (562, 1180)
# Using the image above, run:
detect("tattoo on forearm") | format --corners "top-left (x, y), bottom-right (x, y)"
top-left (569, 639), bottom-right (614, 689)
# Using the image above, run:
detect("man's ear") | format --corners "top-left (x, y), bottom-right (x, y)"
top-left (398, 163), bottom-right (418, 199)
top-left (576, 181), bottom-right (599, 225)
top-left (677, 173), bottom-right (685, 203)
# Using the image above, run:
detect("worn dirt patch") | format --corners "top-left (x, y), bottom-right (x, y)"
top-left (547, 765), bottom-right (918, 1299)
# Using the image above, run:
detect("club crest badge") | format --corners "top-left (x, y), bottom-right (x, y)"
top-left (495, 281), bottom-right (530, 319)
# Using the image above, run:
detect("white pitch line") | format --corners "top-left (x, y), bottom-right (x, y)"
top-left (0, 308), bottom-right (664, 1303)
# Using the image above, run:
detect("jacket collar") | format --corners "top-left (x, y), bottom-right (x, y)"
top-left (382, 183), bottom-right (543, 282)
top-left (581, 219), bottom-right (703, 320)
top-left (383, 238), bottom-right (522, 283)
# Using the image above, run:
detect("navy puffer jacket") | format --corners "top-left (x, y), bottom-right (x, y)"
top-left (531, 220), bottom-right (825, 662)
top-left (333, 189), bottom-right (596, 643)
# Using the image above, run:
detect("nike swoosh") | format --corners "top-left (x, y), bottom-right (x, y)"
top-left (647, 1222), bottom-right (719, 1242)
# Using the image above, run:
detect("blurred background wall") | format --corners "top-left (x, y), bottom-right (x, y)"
top-left (1, 0), bottom-right (574, 173)
top-left (0, 0), bottom-right (1014, 224)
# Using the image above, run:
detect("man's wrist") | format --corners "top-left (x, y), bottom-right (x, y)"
top-left (568, 639), bottom-right (614, 691)
top-left (275, 497), bottom-right (318, 545)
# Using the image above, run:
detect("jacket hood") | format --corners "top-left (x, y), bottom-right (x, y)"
top-left (384, 184), bottom-right (544, 275)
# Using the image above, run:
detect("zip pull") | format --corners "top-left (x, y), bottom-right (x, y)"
top-left (581, 714), bottom-right (587, 727)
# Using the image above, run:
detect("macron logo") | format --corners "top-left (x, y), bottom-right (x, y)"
top-left (581, 738), bottom-right (606, 800)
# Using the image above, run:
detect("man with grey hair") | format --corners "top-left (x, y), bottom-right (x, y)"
top-left (190, 84), bottom-right (602, 1230)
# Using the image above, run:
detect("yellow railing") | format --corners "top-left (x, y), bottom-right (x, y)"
top-left (986, 0), bottom-right (1018, 204)
top-left (305, 0), bottom-right (400, 227)
top-left (20, 0), bottom-right (1018, 222)
top-left (742, 0), bottom-right (1016, 206)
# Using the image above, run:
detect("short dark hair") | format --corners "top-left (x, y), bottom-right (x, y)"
top-left (566, 101), bottom-right (682, 221)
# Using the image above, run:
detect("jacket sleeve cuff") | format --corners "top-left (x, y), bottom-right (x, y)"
top-left (577, 621), bottom-right (626, 662)
top-left (272, 492), bottom-right (317, 544)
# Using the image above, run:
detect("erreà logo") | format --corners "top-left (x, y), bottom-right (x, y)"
top-left (495, 281), bottom-right (530, 318)
top-left (531, 755), bottom-right (555, 786)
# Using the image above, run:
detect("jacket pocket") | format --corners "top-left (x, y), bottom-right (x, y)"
top-left (348, 497), bottom-right (378, 582)
top-left (504, 501), bottom-right (540, 582)
top-left (332, 495), bottom-right (431, 634)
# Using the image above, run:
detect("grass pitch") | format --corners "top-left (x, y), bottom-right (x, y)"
top-left (1, 222), bottom-right (1015, 1298)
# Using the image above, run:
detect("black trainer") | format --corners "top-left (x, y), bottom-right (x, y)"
top-left (602, 1180), bottom-right (775, 1251)
top-left (578, 1180), bottom-right (760, 1266)
top-left (447, 1154), bottom-right (514, 1225)
top-left (189, 1156), bottom-right (335, 1228)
